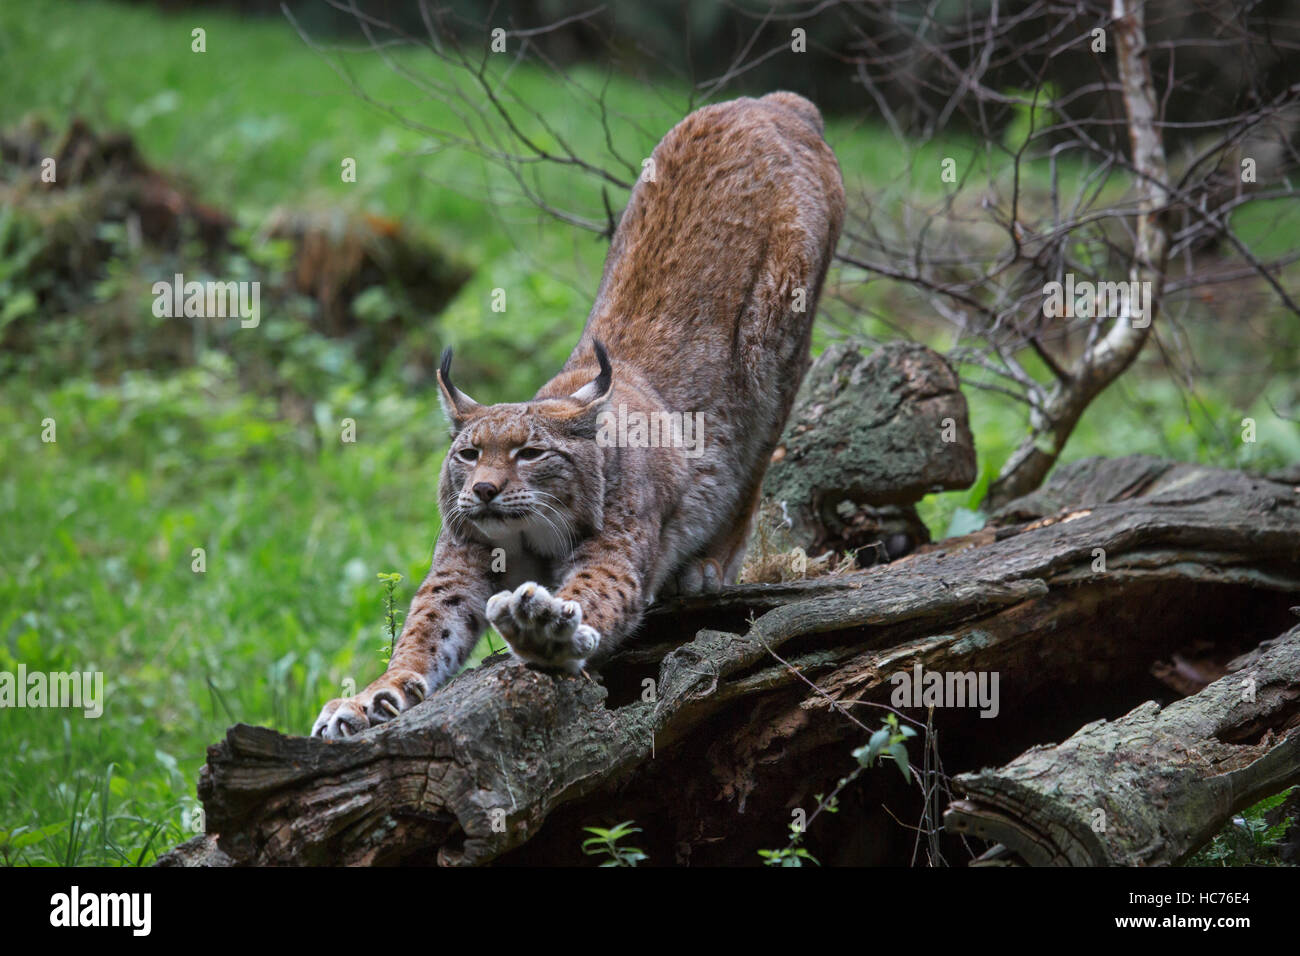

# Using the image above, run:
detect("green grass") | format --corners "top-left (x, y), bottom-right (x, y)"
top-left (0, 361), bottom-right (446, 862)
top-left (1, 0), bottom-right (1297, 865)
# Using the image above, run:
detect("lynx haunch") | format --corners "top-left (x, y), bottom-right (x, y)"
top-left (314, 92), bottom-right (844, 738)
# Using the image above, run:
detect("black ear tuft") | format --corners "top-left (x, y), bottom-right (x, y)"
top-left (439, 347), bottom-right (455, 391)
top-left (592, 339), bottom-right (612, 397)
top-left (564, 339), bottom-right (614, 408)
top-left (436, 345), bottom-right (481, 430)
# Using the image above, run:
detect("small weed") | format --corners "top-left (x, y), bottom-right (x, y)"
top-left (580, 820), bottom-right (648, 867)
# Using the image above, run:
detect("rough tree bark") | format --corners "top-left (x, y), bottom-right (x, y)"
top-left (762, 341), bottom-right (975, 561)
top-left (945, 625), bottom-right (1300, 866)
top-left (159, 456), bottom-right (1300, 866)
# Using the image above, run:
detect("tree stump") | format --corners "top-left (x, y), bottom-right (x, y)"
top-left (762, 341), bottom-right (976, 561)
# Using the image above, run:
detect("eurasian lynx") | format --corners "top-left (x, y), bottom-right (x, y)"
top-left (313, 92), bottom-right (844, 738)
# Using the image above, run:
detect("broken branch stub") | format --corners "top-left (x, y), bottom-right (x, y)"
top-left (762, 341), bottom-right (975, 559)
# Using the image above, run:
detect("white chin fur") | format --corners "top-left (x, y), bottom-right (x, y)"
top-left (470, 513), bottom-right (525, 536)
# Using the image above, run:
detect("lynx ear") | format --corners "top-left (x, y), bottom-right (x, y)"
top-left (568, 339), bottom-right (613, 408)
top-left (437, 347), bottom-right (481, 431)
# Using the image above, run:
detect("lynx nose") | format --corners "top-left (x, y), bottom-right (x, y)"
top-left (472, 481), bottom-right (500, 503)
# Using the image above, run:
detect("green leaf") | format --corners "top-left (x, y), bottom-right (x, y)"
top-left (859, 728), bottom-right (890, 766)
top-left (10, 821), bottom-right (68, 849)
top-left (888, 742), bottom-right (911, 784)
top-left (944, 506), bottom-right (986, 537)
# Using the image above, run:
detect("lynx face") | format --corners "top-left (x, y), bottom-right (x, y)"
top-left (441, 402), bottom-right (603, 555)
top-left (437, 344), bottom-right (612, 557)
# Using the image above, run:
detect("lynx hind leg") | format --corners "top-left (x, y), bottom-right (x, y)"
top-left (486, 582), bottom-right (600, 672)
top-left (709, 483), bottom-right (766, 584)
top-left (664, 557), bottom-right (724, 597)
top-left (662, 486), bottom-right (763, 599)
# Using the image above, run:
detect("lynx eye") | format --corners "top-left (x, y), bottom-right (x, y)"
top-left (456, 447), bottom-right (480, 463)
top-left (515, 447), bottom-right (547, 461)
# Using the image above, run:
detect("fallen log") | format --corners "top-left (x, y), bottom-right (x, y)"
top-left (159, 456), bottom-right (1300, 866)
top-left (945, 624), bottom-right (1300, 866)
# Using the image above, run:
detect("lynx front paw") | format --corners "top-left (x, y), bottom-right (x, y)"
top-left (311, 669), bottom-right (429, 740)
top-left (486, 582), bottom-right (601, 671)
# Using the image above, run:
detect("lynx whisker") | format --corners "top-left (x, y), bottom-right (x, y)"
top-left (526, 497), bottom-right (578, 552)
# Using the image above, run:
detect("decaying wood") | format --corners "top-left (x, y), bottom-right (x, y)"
top-left (946, 624), bottom-right (1300, 866)
top-left (159, 456), bottom-right (1300, 866)
top-left (762, 341), bottom-right (975, 559)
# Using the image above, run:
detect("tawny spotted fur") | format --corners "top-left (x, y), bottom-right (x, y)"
top-left (313, 92), bottom-right (844, 738)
